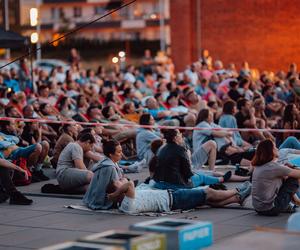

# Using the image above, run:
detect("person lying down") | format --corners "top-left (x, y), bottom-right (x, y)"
top-left (106, 178), bottom-right (252, 214)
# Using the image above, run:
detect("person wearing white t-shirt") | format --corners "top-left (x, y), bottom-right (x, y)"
top-left (107, 178), bottom-right (251, 214)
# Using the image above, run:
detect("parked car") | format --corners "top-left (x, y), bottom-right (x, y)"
top-left (0, 60), bottom-right (20, 72)
top-left (33, 59), bottom-right (70, 73)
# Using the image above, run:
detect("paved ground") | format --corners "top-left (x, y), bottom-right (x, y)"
top-left (0, 168), bottom-right (297, 249)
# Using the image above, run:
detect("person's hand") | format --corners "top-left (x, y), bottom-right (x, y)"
top-left (249, 107), bottom-right (255, 115)
top-left (227, 131), bottom-right (233, 137)
top-left (107, 193), bottom-right (114, 201)
top-left (285, 162), bottom-right (296, 169)
top-left (20, 169), bottom-right (29, 180)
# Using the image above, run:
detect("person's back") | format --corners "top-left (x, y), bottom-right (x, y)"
top-left (52, 133), bottom-right (74, 168)
top-left (192, 121), bottom-right (211, 152)
top-left (252, 161), bottom-right (290, 211)
top-left (219, 114), bottom-right (243, 146)
top-left (154, 143), bottom-right (192, 186)
top-left (56, 142), bottom-right (82, 176)
top-left (136, 128), bottom-right (160, 161)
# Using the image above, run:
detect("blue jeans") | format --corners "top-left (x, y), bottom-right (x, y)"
top-left (171, 188), bottom-right (207, 210)
top-left (279, 137), bottom-right (300, 150)
top-left (10, 145), bottom-right (37, 160)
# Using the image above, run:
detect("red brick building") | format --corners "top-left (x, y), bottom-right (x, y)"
top-left (170, 0), bottom-right (300, 72)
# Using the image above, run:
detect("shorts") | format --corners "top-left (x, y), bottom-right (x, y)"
top-left (192, 146), bottom-right (209, 168)
top-left (57, 168), bottom-right (90, 191)
top-left (171, 188), bottom-right (207, 210)
top-left (10, 144), bottom-right (37, 160)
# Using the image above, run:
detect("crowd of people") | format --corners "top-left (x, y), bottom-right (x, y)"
top-left (0, 48), bottom-right (300, 216)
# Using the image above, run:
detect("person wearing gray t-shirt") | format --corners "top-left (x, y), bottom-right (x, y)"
top-left (252, 139), bottom-right (300, 216)
top-left (56, 133), bottom-right (95, 192)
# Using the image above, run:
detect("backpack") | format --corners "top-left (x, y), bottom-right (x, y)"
top-left (12, 158), bottom-right (32, 186)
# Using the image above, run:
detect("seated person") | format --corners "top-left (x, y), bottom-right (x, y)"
top-left (145, 97), bottom-right (179, 126)
top-left (0, 127), bottom-right (49, 181)
top-left (219, 100), bottom-right (252, 149)
top-left (51, 123), bottom-right (79, 168)
top-left (107, 178), bottom-right (252, 214)
top-left (152, 129), bottom-right (232, 190)
top-left (136, 114), bottom-right (161, 165)
top-left (194, 109), bottom-right (254, 167)
top-left (83, 139), bottom-right (124, 210)
top-left (252, 139), bottom-right (300, 216)
top-left (235, 98), bottom-right (265, 143)
top-left (56, 133), bottom-right (95, 192)
top-left (123, 102), bottom-right (141, 124)
top-left (0, 158), bottom-right (32, 205)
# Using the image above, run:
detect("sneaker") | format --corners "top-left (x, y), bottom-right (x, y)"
top-left (237, 182), bottom-right (252, 206)
top-left (281, 203), bottom-right (297, 213)
top-left (236, 181), bottom-right (251, 192)
top-left (209, 183), bottom-right (227, 190)
top-left (33, 170), bottom-right (49, 181)
top-left (127, 160), bottom-right (146, 173)
top-left (9, 191), bottom-right (33, 205)
top-left (223, 171), bottom-right (232, 182)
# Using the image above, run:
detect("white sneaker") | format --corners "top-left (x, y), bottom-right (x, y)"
top-left (127, 159), bottom-right (146, 173)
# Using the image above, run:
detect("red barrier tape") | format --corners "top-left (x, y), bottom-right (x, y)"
top-left (0, 116), bottom-right (299, 133)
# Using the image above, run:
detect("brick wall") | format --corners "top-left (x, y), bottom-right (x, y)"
top-left (170, 0), bottom-right (300, 72)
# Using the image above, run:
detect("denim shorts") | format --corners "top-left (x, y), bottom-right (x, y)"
top-left (10, 144), bottom-right (37, 160)
top-left (171, 188), bottom-right (207, 210)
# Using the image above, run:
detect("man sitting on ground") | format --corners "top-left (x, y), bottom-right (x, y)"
top-left (56, 132), bottom-right (95, 193)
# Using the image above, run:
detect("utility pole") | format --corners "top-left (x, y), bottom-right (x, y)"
top-left (4, 0), bottom-right (10, 59)
top-left (159, 0), bottom-right (166, 53)
top-left (36, 0), bottom-right (41, 60)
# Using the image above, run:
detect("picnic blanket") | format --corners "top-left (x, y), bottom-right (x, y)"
top-left (65, 204), bottom-right (192, 217)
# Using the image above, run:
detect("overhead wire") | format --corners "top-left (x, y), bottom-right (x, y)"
top-left (0, 0), bottom-right (137, 70)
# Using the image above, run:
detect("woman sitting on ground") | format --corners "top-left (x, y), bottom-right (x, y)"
top-left (152, 128), bottom-right (233, 190)
top-left (252, 139), bottom-right (300, 216)
top-left (83, 139), bottom-right (124, 210)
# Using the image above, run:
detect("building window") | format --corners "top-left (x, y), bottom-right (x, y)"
top-left (73, 7), bottom-right (82, 18)
top-left (51, 7), bottom-right (55, 19)
top-left (94, 6), bottom-right (105, 15)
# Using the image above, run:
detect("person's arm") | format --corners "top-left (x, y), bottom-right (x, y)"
top-left (107, 180), bottom-right (135, 201)
top-left (212, 130), bottom-right (232, 138)
top-left (74, 159), bottom-right (87, 170)
top-left (287, 168), bottom-right (300, 179)
top-left (180, 149), bottom-right (194, 181)
top-left (243, 108), bottom-right (256, 127)
top-left (85, 151), bottom-right (103, 162)
top-left (0, 158), bottom-right (29, 180)
top-left (157, 110), bottom-right (172, 118)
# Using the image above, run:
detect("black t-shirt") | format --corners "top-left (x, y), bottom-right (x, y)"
top-left (228, 89), bottom-right (243, 102)
top-left (235, 111), bottom-right (250, 128)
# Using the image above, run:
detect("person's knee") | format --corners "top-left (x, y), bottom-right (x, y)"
top-left (34, 144), bottom-right (42, 153)
top-left (205, 140), bottom-right (217, 152)
top-left (41, 141), bottom-right (50, 151)
top-left (285, 177), bottom-right (299, 192)
top-left (204, 187), bottom-right (214, 200)
top-left (86, 171), bottom-right (94, 182)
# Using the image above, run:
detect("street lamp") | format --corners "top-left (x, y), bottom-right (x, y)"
top-left (30, 4), bottom-right (41, 60)
top-left (118, 51), bottom-right (126, 58)
top-left (112, 57), bottom-right (119, 64)
top-left (30, 32), bottom-right (39, 44)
